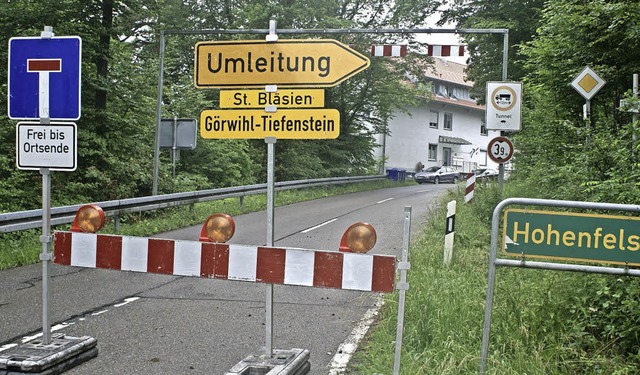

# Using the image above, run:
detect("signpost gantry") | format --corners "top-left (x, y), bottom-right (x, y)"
top-left (151, 22), bottom-right (511, 373)
top-left (152, 26), bottom-right (510, 195)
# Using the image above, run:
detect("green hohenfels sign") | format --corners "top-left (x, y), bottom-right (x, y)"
top-left (503, 209), bottom-right (640, 266)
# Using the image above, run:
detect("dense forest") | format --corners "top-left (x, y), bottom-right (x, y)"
top-left (444, 0), bottom-right (640, 205)
top-left (2, 1), bottom-right (638, 207)
top-left (443, 0), bottom-right (640, 371)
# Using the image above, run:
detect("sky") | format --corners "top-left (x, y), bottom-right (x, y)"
top-left (417, 11), bottom-right (468, 64)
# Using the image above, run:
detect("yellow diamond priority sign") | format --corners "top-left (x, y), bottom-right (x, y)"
top-left (194, 39), bottom-right (370, 88)
top-left (571, 66), bottom-right (605, 100)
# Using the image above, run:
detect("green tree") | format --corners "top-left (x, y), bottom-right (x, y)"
top-left (0, 0), bottom-right (442, 210)
top-left (517, 0), bottom-right (640, 202)
top-left (440, 0), bottom-right (546, 98)
top-left (512, 1), bottom-right (640, 370)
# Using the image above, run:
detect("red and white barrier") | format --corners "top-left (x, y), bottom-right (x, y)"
top-left (53, 232), bottom-right (396, 293)
top-left (465, 172), bottom-right (475, 203)
top-left (427, 45), bottom-right (465, 57)
top-left (371, 45), bottom-right (407, 57)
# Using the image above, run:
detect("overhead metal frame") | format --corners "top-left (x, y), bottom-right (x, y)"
top-left (152, 26), bottom-right (509, 194)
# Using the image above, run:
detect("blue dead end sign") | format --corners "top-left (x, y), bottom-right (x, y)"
top-left (8, 36), bottom-right (82, 120)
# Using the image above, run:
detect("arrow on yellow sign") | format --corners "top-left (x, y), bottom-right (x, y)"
top-left (194, 39), bottom-right (370, 88)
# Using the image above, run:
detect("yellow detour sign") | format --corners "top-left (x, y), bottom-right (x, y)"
top-left (194, 39), bottom-right (370, 88)
top-left (200, 109), bottom-right (340, 139)
top-left (220, 89), bottom-right (325, 108)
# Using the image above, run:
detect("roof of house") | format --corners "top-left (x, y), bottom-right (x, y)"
top-left (424, 57), bottom-right (472, 87)
top-left (422, 57), bottom-right (484, 111)
top-left (432, 95), bottom-right (486, 111)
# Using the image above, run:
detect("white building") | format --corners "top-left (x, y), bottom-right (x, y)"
top-left (374, 57), bottom-right (501, 174)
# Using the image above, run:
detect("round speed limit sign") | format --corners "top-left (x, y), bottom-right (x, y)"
top-left (487, 136), bottom-right (514, 164)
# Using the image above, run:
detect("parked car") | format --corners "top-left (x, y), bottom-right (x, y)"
top-left (475, 168), bottom-right (499, 179)
top-left (414, 166), bottom-right (461, 184)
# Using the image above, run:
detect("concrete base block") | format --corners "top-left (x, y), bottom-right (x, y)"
top-left (226, 347), bottom-right (310, 375)
top-left (0, 333), bottom-right (97, 375)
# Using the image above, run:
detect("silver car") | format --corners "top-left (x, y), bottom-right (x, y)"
top-left (414, 166), bottom-right (461, 184)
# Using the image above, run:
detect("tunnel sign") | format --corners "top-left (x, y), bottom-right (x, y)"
top-left (194, 39), bottom-right (370, 88)
top-left (200, 109), bottom-right (340, 139)
top-left (486, 82), bottom-right (522, 131)
top-left (8, 36), bottom-right (82, 120)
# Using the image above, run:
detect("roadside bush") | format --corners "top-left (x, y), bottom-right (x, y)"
top-left (563, 276), bottom-right (640, 373)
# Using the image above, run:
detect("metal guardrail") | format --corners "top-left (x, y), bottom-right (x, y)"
top-left (0, 175), bottom-right (386, 234)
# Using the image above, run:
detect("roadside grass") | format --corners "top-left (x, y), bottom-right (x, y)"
top-left (0, 179), bottom-right (400, 270)
top-left (350, 180), bottom-right (636, 374)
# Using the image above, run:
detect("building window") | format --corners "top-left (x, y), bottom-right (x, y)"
top-left (480, 150), bottom-right (488, 166)
top-left (444, 112), bottom-right (453, 131)
top-left (429, 110), bottom-right (439, 128)
top-left (480, 118), bottom-right (488, 136)
top-left (452, 86), bottom-right (470, 100)
top-left (428, 144), bottom-right (437, 161)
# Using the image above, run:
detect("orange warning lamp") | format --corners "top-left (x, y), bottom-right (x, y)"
top-left (200, 213), bottom-right (235, 243)
top-left (71, 204), bottom-right (105, 233)
top-left (339, 222), bottom-right (377, 253)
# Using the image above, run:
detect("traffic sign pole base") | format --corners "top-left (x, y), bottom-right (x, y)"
top-left (225, 348), bottom-right (310, 375)
top-left (0, 333), bottom-right (97, 374)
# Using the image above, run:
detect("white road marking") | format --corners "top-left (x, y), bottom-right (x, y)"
top-left (301, 218), bottom-right (338, 233)
top-left (327, 295), bottom-right (384, 374)
top-left (0, 296), bottom-right (140, 350)
top-left (114, 296), bottom-right (140, 307)
top-left (376, 198), bottom-right (394, 204)
top-left (0, 344), bottom-right (17, 353)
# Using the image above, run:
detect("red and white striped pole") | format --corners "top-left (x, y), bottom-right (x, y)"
top-left (465, 173), bottom-right (476, 203)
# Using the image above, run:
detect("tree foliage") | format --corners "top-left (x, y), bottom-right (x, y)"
top-left (499, 0), bottom-right (640, 369)
top-left (440, 0), bottom-right (546, 98)
top-left (0, 0), bottom-right (439, 211)
top-left (517, 0), bottom-right (640, 203)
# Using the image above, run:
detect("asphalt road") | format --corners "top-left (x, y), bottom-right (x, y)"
top-left (0, 183), bottom-right (455, 374)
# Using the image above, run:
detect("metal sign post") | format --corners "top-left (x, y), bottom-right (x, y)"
top-left (571, 66), bottom-right (606, 147)
top-left (265, 136), bottom-right (276, 357)
top-left (40, 165), bottom-right (52, 344)
top-left (479, 198), bottom-right (640, 375)
top-left (1, 26), bottom-right (98, 375)
top-left (393, 206), bottom-right (412, 375)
